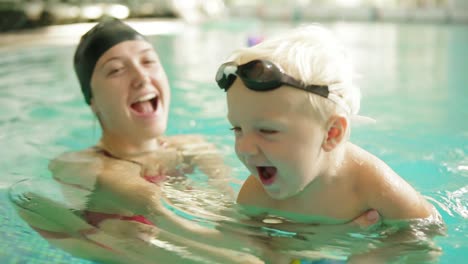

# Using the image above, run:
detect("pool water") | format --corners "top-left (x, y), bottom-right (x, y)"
top-left (0, 19), bottom-right (466, 263)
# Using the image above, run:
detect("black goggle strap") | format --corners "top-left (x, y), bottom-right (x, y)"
top-left (326, 83), bottom-right (351, 114)
top-left (280, 74), bottom-right (329, 98)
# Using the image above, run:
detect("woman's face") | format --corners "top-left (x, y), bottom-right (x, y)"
top-left (90, 40), bottom-right (170, 141)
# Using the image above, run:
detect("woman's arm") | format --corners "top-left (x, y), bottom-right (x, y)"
top-left (90, 160), bottom-right (263, 263)
top-left (166, 134), bottom-right (235, 197)
top-left (47, 150), bottom-right (263, 263)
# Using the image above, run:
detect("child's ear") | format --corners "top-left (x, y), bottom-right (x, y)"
top-left (322, 116), bottom-right (348, 152)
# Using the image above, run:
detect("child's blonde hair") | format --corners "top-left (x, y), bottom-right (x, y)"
top-left (227, 25), bottom-right (361, 124)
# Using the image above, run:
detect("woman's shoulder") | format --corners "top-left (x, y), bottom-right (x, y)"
top-left (50, 147), bottom-right (102, 166)
top-left (49, 146), bottom-right (105, 181)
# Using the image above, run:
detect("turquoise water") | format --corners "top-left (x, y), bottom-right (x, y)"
top-left (0, 20), bottom-right (467, 263)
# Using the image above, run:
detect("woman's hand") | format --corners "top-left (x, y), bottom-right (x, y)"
top-left (351, 209), bottom-right (381, 229)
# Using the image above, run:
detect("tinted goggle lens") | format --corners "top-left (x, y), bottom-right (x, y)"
top-left (216, 60), bottom-right (283, 91)
top-left (215, 62), bottom-right (237, 89)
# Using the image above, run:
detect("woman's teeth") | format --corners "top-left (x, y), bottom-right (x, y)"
top-left (131, 94), bottom-right (158, 114)
top-left (136, 93), bottom-right (156, 102)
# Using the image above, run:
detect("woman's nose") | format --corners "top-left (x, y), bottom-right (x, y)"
top-left (130, 64), bottom-right (149, 89)
top-left (236, 134), bottom-right (258, 157)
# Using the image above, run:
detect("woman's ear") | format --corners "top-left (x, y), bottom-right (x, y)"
top-left (322, 116), bottom-right (348, 152)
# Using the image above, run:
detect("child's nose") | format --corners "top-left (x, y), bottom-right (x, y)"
top-left (236, 134), bottom-right (258, 157)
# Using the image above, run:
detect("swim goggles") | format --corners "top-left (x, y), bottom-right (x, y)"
top-left (215, 59), bottom-right (350, 113)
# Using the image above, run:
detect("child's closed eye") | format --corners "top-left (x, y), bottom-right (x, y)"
top-left (230, 127), bottom-right (242, 134)
top-left (142, 58), bottom-right (157, 65)
top-left (259, 128), bottom-right (278, 134)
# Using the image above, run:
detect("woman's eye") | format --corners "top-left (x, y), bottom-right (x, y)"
top-left (107, 67), bottom-right (123, 76)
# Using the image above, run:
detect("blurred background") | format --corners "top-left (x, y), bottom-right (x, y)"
top-left (1, 0), bottom-right (467, 32)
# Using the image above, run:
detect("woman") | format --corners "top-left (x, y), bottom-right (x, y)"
top-left (14, 18), bottom-right (259, 264)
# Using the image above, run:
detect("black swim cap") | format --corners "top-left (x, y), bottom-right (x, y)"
top-left (73, 18), bottom-right (147, 105)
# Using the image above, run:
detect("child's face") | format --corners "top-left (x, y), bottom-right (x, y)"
top-left (90, 40), bottom-right (170, 141)
top-left (227, 74), bottom-right (328, 200)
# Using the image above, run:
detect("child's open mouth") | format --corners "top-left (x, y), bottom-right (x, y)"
top-left (130, 94), bottom-right (158, 115)
top-left (257, 166), bottom-right (277, 186)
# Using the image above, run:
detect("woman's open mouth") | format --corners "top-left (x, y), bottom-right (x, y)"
top-left (130, 93), bottom-right (159, 116)
top-left (257, 166), bottom-right (277, 186)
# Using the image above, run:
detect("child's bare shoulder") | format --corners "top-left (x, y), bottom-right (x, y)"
top-left (346, 143), bottom-right (397, 184)
top-left (347, 143), bottom-right (436, 220)
top-left (237, 176), bottom-right (267, 205)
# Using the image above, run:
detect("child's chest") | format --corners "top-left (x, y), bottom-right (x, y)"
top-left (266, 183), bottom-right (366, 223)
